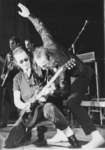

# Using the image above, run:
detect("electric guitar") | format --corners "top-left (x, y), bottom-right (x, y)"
top-left (1, 53), bottom-right (14, 87)
top-left (14, 57), bottom-right (76, 126)
top-left (1, 62), bottom-right (14, 87)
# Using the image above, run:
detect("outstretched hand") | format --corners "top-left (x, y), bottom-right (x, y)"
top-left (17, 3), bottom-right (30, 18)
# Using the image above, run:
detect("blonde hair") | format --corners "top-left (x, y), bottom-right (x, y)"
top-left (33, 46), bottom-right (69, 67)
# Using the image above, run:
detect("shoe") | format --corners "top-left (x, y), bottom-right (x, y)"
top-left (34, 126), bottom-right (47, 147)
top-left (47, 129), bottom-right (68, 143)
top-left (68, 135), bottom-right (81, 148)
top-left (82, 130), bottom-right (105, 149)
top-left (34, 138), bottom-right (47, 147)
top-left (0, 122), bottom-right (7, 128)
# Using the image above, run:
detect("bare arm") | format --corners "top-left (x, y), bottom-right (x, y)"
top-left (14, 90), bottom-right (26, 110)
top-left (29, 16), bottom-right (56, 48)
top-left (14, 90), bottom-right (31, 111)
top-left (18, 3), bottom-right (56, 49)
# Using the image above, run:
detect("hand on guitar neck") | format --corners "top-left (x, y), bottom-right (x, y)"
top-left (1, 63), bottom-right (13, 81)
top-left (7, 62), bottom-right (14, 71)
top-left (1, 74), bottom-right (5, 80)
top-left (26, 83), bottom-right (56, 106)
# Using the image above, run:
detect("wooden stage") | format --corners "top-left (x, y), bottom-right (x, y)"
top-left (0, 123), bottom-right (105, 150)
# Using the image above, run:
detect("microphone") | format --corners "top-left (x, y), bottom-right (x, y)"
top-left (68, 19), bottom-right (89, 53)
top-left (81, 19), bottom-right (88, 32)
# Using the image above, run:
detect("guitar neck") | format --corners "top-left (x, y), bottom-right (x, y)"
top-left (37, 66), bottom-right (64, 99)
top-left (1, 70), bottom-right (10, 87)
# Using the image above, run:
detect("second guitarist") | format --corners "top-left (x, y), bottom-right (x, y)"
top-left (0, 36), bottom-right (21, 128)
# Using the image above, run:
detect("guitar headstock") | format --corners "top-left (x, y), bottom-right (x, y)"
top-left (64, 58), bottom-right (76, 70)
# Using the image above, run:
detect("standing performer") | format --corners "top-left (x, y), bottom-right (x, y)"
top-left (17, 3), bottom-right (105, 149)
top-left (0, 36), bottom-right (20, 127)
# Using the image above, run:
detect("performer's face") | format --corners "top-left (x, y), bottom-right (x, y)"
top-left (33, 49), bottom-right (49, 70)
top-left (35, 54), bottom-right (49, 70)
top-left (9, 40), bottom-right (17, 51)
top-left (33, 49), bottom-right (55, 70)
top-left (14, 50), bottom-right (31, 73)
top-left (25, 40), bottom-right (32, 50)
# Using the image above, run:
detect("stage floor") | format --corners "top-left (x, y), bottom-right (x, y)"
top-left (0, 123), bottom-right (105, 150)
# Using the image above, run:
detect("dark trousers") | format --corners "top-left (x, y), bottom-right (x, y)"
top-left (5, 102), bottom-right (69, 148)
top-left (43, 103), bottom-right (69, 130)
top-left (0, 86), bottom-right (18, 123)
top-left (0, 87), bottom-right (9, 123)
top-left (23, 102), bottom-right (69, 130)
top-left (68, 77), bottom-right (96, 135)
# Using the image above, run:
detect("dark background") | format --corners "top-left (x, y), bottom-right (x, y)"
top-left (0, 0), bottom-right (104, 96)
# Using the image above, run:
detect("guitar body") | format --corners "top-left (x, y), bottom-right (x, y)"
top-left (22, 102), bottom-right (44, 128)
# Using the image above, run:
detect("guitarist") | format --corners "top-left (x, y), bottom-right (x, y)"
top-left (17, 3), bottom-right (105, 149)
top-left (1, 36), bottom-right (21, 87)
top-left (0, 36), bottom-right (20, 128)
top-left (2, 47), bottom-right (81, 148)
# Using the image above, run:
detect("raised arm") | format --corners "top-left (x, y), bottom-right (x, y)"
top-left (18, 3), bottom-right (56, 49)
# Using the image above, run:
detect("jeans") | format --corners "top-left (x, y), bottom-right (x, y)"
top-left (43, 103), bottom-right (69, 130)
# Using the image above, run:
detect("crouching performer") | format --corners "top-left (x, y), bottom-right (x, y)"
top-left (1, 47), bottom-right (80, 148)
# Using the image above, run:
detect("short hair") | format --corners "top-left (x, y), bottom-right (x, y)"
top-left (24, 37), bottom-right (34, 44)
top-left (13, 47), bottom-right (27, 58)
top-left (9, 36), bottom-right (21, 45)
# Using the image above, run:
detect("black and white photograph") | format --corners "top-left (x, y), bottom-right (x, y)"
top-left (0, 0), bottom-right (105, 149)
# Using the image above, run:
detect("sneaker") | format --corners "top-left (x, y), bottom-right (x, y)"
top-left (82, 130), bottom-right (105, 149)
top-left (47, 129), bottom-right (68, 143)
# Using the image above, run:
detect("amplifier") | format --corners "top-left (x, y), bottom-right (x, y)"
top-left (77, 51), bottom-right (95, 63)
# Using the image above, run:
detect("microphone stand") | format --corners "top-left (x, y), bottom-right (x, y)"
top-left (68, 20), bottom-right (88, 54)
